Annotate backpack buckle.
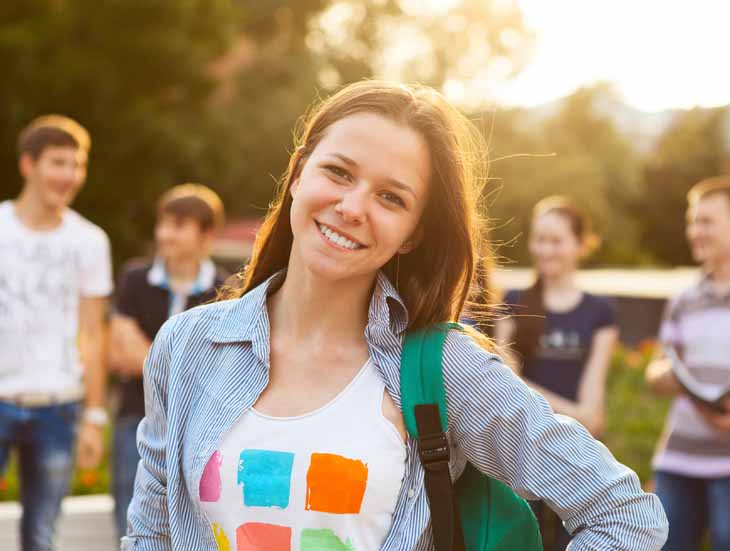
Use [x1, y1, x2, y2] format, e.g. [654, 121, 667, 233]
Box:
[418, 432, 451, 469]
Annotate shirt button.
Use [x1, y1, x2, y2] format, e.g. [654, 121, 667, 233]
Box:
[407, 488, 415, 498]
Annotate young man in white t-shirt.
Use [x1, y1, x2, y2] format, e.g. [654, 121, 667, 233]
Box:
[0, 115, 113, 551]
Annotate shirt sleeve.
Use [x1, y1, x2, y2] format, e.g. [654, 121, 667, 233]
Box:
[441, 329, 668, 551]
[123, 317, 175, 550]
[115, 263, 141, 319]
[658, 296, 682, 349]
[594, 295, 617, 330]
[79, 227, 113, 297]
[500, 289, 521, 317]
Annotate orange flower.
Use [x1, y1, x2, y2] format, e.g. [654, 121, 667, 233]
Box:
[80, 471, 99, 487]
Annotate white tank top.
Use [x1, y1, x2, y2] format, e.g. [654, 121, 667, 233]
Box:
[199, 359, 407, 551]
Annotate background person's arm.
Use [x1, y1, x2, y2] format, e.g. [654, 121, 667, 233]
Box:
[645, 348, 683, 396]
[571, 325, 618, 436]
[108, 314, 152, 377]
[77, 295, 108, 470]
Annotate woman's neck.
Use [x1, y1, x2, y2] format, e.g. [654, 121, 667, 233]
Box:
[540, 270, 578, 293]
[269, 263, 372, 345]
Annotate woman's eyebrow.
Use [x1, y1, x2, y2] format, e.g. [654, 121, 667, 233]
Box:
[328, 152, 416, 198]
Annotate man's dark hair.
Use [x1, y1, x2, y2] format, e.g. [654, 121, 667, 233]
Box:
[17, 114, 91, 160]
[157, 183, 225, 232]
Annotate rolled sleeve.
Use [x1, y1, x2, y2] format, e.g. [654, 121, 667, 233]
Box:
[123, 318, 176, 550]
[441, 329, 668, 551]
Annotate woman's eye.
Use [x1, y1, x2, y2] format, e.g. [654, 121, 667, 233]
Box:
[381, 191, 405, 208]
[325, 165, 351, 181]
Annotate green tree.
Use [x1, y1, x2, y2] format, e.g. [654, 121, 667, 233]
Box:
[0, 0, 534, 268]
[635, 107, 729, 266]
[486, 85, 647, 266]
[0, 0, 237, 265]
[212, 0, 535, 222]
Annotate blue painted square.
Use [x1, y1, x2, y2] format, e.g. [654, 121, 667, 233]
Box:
[237, 449, 294, 509]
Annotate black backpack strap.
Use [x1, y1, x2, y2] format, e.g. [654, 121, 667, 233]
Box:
[415, 403, 466, 551]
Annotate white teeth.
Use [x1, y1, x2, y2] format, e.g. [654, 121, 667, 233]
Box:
[318, 224, 360, 250]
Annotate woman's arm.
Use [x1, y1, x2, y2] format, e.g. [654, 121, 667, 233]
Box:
[442, 330, 668, 551]
[121, 319, 176, 550]
[108, 314, 153, 377]
[569, 325, 618, 435]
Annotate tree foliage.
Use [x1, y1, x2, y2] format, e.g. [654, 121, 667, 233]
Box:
[635, 108, 729, 265]
[485, 85, 647, 266]
[0, 0, 533, 268]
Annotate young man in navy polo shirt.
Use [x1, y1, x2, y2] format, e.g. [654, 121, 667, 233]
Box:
[108, 183, 228, 537]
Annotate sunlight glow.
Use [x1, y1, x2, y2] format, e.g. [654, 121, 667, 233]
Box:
[495, 0, 730, 111]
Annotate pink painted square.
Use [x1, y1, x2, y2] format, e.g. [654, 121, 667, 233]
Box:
[200, 450, 222, 502]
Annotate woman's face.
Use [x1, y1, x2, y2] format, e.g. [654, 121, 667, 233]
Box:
[528, 211, 583, 278]
[288, 112, 431, 285]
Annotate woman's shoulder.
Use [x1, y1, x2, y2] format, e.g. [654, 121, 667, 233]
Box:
[580, 291, 614, 312]
[159, 295, 258, 346]
[439, 326, 537, 418]
[579, 292, 617, 327]
[441, 326, 511, 378]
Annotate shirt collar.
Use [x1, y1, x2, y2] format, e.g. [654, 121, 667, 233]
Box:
[206, 269, 409, 344]
[147, 256, 217, 294]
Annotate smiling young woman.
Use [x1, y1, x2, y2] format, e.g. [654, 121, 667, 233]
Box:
[123, 81, 667, 551]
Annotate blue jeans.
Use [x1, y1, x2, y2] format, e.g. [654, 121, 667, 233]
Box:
[655, 470, 730, 551]
[112, 415, 142, 538]
[0, 400, 80, 551]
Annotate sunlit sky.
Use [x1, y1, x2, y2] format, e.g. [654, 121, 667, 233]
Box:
[491, 0, 730, 111]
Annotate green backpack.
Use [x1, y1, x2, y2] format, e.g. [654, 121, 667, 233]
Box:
[400, 322, 543, 551]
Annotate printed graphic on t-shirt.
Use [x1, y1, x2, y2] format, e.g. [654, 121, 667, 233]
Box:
[200, 449, 367, 551]
[0, 204, 112, 394]
[536, 329, 584, 361]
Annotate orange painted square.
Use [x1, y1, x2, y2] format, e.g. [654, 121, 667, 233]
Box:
[236, 522, 291, 551]
[305, 452, 368, 514]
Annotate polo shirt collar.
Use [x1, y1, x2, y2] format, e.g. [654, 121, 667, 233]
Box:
[147, 256, 217, 294]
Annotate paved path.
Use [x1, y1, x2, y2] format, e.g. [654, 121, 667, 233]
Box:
[0, 495, 118, 551]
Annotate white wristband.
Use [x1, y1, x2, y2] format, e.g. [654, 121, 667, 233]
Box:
[83, 407, 109, 427]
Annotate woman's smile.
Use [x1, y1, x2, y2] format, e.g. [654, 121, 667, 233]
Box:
[316, 220, 367, 251]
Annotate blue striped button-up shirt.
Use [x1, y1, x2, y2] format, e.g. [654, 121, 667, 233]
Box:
[122, 271, 668, 550]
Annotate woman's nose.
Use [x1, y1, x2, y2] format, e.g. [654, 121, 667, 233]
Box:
[335, 188, 367, 224]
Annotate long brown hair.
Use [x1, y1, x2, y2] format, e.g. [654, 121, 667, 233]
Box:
[220, 80, 493, 332]
[513, 195, 599, 362]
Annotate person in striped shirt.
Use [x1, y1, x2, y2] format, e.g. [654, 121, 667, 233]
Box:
[646, 175, 730, 551]
[123, 80, 667, 551]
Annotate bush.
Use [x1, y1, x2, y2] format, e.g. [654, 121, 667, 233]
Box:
[603, 340, 672, 485]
